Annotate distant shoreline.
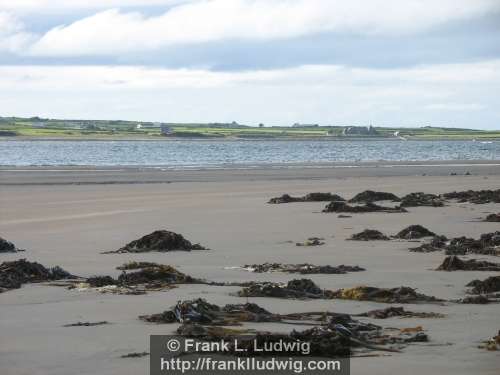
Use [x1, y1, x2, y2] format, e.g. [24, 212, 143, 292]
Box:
[2, 160, 499, 185]
[0, 136, 498, 142]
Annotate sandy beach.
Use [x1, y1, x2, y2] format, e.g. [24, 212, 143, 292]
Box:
[1, 162, 499, 375]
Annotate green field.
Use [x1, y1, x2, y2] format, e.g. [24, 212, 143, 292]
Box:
[0, 116, 499, 140]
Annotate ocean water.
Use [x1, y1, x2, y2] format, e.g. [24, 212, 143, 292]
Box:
[0, 140, 498, 167]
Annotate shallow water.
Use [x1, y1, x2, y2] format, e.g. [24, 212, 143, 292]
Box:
[0, 139, 498, 167]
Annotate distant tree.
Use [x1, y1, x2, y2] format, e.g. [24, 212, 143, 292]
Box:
[259, 123, 264, 128]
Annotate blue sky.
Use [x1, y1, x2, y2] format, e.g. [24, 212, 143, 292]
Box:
[0, 0, 499, 129]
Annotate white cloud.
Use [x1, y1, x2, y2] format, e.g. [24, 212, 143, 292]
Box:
[26, 0, 500, 56]
[0, 11, 35, 52]
[1, 60, 499, 91]
[425, 103, 485, 111]
[0, 60, 498, 128]
[0, 1, 193, 13]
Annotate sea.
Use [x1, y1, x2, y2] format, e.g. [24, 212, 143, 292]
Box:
[0, 139, 498, 167]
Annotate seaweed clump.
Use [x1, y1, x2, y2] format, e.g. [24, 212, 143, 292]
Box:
[409, 235, 448, 253]
[478, 331, 500, 351]
[349, 190, 400, 203]
[400, 192, 444, 207]
[0, 259, 75, 293]
[295, 237, 325, 246]
[268, 193, 345, 204]
[140, 298, 280, 325]
[484, 213, 500, 222]
[445, 232, 500, 256]
[322, 201, 407, 214]
[237, 279, 331, 300]
[394, 225, 436, 240]
[357, 306, 444, 319]
[436, 256, 500, 271]
[241, 262, 365, 274]
[103, 230, 207, 253]
[349, 229, 390, 241]
[0, 237, 24, 253]
[330, 286, 442, 304]
[82, 263, 197, 294]
[442, 189, 500, 204]
[466, 276, 500, 295]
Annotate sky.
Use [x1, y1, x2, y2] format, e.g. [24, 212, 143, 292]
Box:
[1, 0, 500, 129]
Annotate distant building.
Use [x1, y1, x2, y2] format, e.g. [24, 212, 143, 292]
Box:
[342, 125, 378, 136]
[160, 124, 172, 135]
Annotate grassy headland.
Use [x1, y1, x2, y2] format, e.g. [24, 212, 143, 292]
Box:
[0, 116, 498, 140]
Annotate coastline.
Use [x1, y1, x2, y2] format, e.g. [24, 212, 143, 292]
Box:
[1, 160, 500, 185]
[1, 136, 499, 141]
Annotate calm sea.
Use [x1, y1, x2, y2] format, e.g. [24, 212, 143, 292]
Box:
[0, 140, 498, 167]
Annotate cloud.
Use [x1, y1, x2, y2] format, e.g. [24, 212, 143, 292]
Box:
[0, 11, 35, 52]
[425, 103, 485, 111]
[1, 60, 499, 90]
[27, 0, 500, 56]
[0, 60, 498, 128]
[0, 1, 193, 13]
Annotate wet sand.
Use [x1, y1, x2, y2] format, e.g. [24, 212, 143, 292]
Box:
[1, 163, 499, 374]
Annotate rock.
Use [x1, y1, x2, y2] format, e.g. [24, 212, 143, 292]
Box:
[400, 192, 444, 207]
[466, 276, 500, 294]
[0, 237, 23, 253]
[322, 201, 407, 213]
[268, 193, 345, 204]
[349, 229, 390, 241]
[295, 237, 325, 246]
[104, 230, 207, 253]
[436, 256, 500, 271]
[358, 306, 444, 319]
[349, 190, 401, 203]
[442, 189, 500, 204]
[394, 225, 436, 239]
[484, 213, 500, 222]
[0, 259, 75, 293]
[330, 286, 442, 303]
[241, 262, 365, 274]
